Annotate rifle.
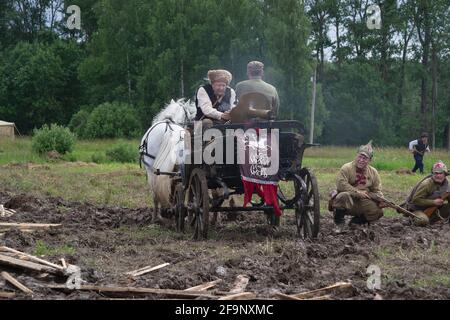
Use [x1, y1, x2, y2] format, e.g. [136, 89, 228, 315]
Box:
[368, 193, 421, 220]
[423, 191, 450, 218]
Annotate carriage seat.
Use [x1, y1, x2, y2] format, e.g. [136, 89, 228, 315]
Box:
[230, 92, 274, 123]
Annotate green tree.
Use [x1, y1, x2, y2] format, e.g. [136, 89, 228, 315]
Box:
[263, 0, 322, 130]
[84, 102, 141, 139]
[307, 0, 333, 79]
[321, 63, 397, 145]
[0, 41, 83, 133]
[79, 0, 155, 103]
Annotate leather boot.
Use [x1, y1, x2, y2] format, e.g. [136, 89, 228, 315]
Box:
[349, 215, 368, 226]
[333, 208, 346, 225]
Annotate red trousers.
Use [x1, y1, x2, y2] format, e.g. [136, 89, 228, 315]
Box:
[242, 180, 282, 217]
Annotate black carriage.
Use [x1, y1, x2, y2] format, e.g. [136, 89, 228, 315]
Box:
[165, 119, 320, 240]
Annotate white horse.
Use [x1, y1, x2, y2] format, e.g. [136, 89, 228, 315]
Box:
[139, 99, 196, 221]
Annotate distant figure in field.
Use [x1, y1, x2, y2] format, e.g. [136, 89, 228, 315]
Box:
[403, 161, 450, 226]
[329, 141, 387, 231]
[409, 132, 430, 174]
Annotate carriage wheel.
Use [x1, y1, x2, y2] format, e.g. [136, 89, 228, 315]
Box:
[173, 183, 186, 232]
[296, 169, 320, 239]
[187, 168, 209, 240]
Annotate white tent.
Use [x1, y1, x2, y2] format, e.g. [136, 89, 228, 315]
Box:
[0, 120, 16, 138]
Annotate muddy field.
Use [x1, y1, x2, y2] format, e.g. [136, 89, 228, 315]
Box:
[1, 188, 450, 300]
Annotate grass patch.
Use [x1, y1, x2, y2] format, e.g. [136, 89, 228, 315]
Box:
[0, 162, 149, 208]
[374, 247, 393, 260]
[34, 240, 76, 257]
[413, 274, 450, 289]
[115, 225, 184, 241]
[0, 137, 140, 165]
[1, 140, 449, 211]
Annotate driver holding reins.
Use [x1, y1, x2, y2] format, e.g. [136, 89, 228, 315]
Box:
[195, 69, 236, 130]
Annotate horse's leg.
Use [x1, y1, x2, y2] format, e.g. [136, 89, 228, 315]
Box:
[211, 188, 222, 226]
[153, 195, 164, 222]
[228, 196, 238, 221]
[152, 195, 157, 222]
[152, 195, 159, 222]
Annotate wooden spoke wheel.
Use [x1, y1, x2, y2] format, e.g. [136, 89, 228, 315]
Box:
[187, 168, 210, 240]
[295, 169, 320, 239]
[173, 183, 186, 233]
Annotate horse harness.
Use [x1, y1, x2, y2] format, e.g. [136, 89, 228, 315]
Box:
[139, 120, 178, 169]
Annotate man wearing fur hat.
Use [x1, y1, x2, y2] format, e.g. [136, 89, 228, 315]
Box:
[195, 69, 236, 126]
[331, 141, 386, 229]
[235, 61, 280, 118]
[404, 161, 450, 226]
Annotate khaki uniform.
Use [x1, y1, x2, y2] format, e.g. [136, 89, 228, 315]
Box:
[409, 178, 450, 226]
[235, 79, 280, 118]
[332, 161, 384, 222]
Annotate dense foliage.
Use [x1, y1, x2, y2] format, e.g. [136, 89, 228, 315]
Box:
[0, 0, 449, 148]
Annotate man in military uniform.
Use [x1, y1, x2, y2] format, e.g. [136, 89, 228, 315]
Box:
[405, 161, 450, 226]
[331, 141, 386, 229]
[235, 61, 280, 118]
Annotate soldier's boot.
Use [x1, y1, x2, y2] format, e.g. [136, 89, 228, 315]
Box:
[333, 208, 346, 226]
[333, 208, 347, 233]
[349, 215, 368, 226]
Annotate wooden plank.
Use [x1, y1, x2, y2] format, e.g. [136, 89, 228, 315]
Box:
[0, 246, 65, 271]
[275, 292, 332, 300]
[46, 284, 218, 299]
[308, 295, 332, 300]
[0, 223, 61, 229]
[184, 279, 222, 292]
[0, 229, 35, 233]
[274, 292, 303, 300]
[0, 254, 62, 275]
[126, 262, 170, 277]
[292, 282, 352, 299]
[229, 275, 250, 294]
[1, 271, 33, 295]
[218, 292, 256, 300]
[0, 291, 16, 299]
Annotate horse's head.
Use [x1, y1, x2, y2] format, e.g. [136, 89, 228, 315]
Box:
[167, 99, 196, 125]
[179, 99, 197, 123]
[152, 98, 196, 125]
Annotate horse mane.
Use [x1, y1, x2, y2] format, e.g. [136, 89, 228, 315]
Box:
[152, 98, 196, 125]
